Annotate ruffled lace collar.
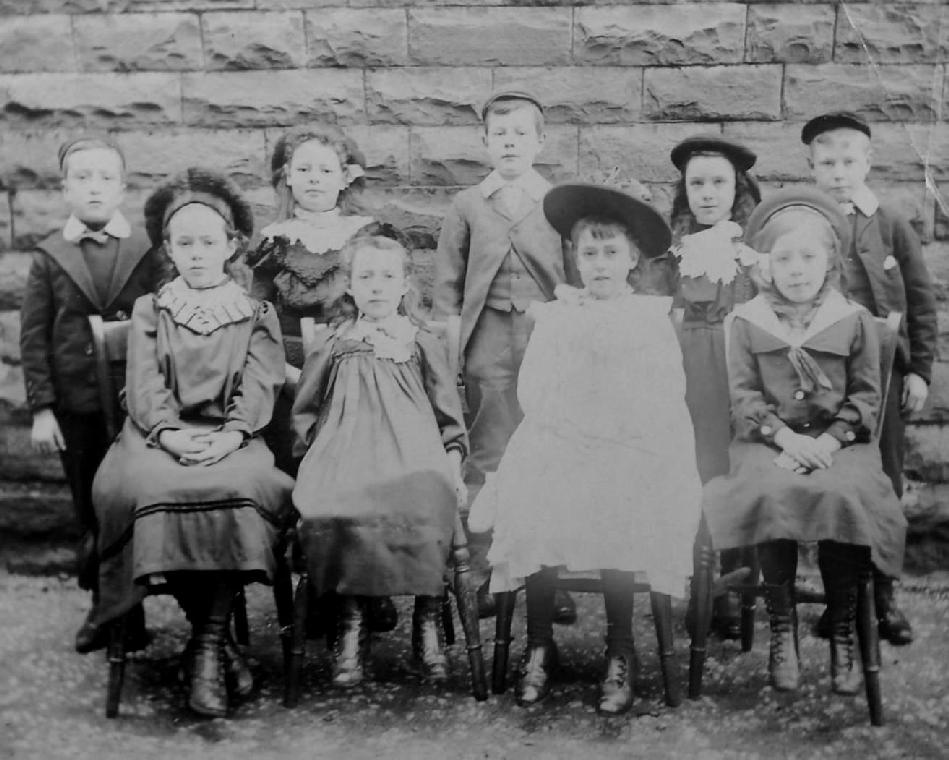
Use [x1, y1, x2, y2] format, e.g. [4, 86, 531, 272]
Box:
[344, 314, 418, 362]
[260, 209, 374, 254]
[673, 220, 763, 285]
[155, 277, 255, 335]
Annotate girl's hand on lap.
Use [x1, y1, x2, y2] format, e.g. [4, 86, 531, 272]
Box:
[774, 428, 833, 470]
[179, 430, 244, 466]
[159, 428, 208, 459]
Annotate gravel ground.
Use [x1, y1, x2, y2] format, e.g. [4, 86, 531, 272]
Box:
[1, 570, 947, 760]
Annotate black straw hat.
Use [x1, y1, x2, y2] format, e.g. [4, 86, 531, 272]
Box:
[670, 135, 757, 173]
[543, 183, 671, 259]
[480, 89, 545, 121]
[801, 111, 871, 145]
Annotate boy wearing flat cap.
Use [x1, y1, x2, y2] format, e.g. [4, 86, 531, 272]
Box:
[19, 135, 165, 653]
[434, 90, 579, 619]
[803, 110, 937, 646]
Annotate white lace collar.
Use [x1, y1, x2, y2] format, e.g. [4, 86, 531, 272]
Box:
[344, 314, 418, 362]
[673, 220, 762, 285]
[260, 210, 374, 254]
[155, 277, 255, 335]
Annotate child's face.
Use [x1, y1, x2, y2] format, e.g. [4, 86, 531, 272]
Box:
[61, 148, 125, 225]
[575, 229, 637, 300]
[769, 228, 830, 304]
[347, 246, 408, 321]
[166, 204, 235, 289]
[286, 139, 348, 213]
[808, 129, 871, 203]
[483, 106, 545, 181]
[684, 155, 736, 226]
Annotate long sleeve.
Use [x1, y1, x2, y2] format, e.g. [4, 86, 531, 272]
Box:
[417, 328, 468, 458]
[824, 310, 880, 445]
[125, 295, 183, 441]
[246, 237, 279, 304]
[19, 254, 57, 411]
[728, 317, 787, 443]
[222, 301, 285, 438]
[290, 330, 337, 456]
[433, 199, 470, 319]
[891, 213, 936, 383]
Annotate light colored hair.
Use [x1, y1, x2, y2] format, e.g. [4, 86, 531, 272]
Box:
[59, 137, 126, 179]
[569, 216, 642, 267]
[333, 235, 422, 324]
[483, 98, 545, 135]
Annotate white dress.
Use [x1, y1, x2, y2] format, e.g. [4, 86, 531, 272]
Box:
[468, 289, 702, 597]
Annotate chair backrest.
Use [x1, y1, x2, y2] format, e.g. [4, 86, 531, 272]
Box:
[88, 315, 133, 440]
[873, 311, 902, 440]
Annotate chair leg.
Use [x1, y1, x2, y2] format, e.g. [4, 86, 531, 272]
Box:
[273, 553, 295, 673]
[284, 572, 309, 708]
[740, 554, 760, 653]
[105, 615, 128, 718]
[451, 515, 488, 701]
[689, 537, 714, 700]
[857, 570, 884, 727]
[650, 591, 681, 707]
[233, 589, 250, 646]
[442, 587, 456, 647]
[492, 591, 517, 695]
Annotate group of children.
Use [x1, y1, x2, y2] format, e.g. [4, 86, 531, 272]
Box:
[20, 88, 935, 719]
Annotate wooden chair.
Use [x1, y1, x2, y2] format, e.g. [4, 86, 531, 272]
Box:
[283, 316, 488, 706]
[88, 315, 296, 718]
[689, 312, 902, 727]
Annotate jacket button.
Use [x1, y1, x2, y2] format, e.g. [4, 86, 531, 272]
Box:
[85, 344, 94, 356]
[760, 425, 772, 436]
[845, 431, 856, 442]
[793, 390, 805, 400]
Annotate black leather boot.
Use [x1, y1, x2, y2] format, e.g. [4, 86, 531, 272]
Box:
[515, 641, 557, 706]
[188, 615, 228, 718]
[875, 576, 913, 646]
[412, 596, 448, 681]
[223, 633, 254, 698]
[827, 585, 861, 696]
[598, 648, 635, 715]
[764, 583, 800, 692]
[332, 596, 370, 687]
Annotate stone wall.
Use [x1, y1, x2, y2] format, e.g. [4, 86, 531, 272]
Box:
[0, 1, 947, 567]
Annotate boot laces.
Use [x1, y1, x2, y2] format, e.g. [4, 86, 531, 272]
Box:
[604, 654, 629, 686]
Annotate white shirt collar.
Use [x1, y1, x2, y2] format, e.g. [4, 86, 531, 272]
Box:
[841, 185, 879, 217]
[479, 168, 549, 202]
[62, 210, 131, 243]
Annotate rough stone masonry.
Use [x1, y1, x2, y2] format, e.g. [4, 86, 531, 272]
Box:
[0, 1, 947, 567]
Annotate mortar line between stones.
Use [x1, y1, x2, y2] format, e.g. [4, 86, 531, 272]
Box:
[741, 2, 750, 65]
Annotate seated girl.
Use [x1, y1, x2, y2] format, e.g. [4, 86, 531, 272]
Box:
[292, 235, 467, 688]
[90, 169, 295, 718]
[468, 184, 702, 715]
[702, 188, 906, 695]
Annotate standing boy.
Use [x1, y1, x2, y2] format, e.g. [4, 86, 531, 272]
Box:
[20, 136, 165, 652]
[803, 111, 937, 645]
[433, 91, 579, 620]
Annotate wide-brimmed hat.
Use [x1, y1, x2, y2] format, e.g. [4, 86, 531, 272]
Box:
[144, 167, 254, 247]
[801, 111, 871, 145]
[480, 89, 545, 121]
[543, 183, 671, 259]
[744, 187, 850, 255]
[670, 134, 757, 173]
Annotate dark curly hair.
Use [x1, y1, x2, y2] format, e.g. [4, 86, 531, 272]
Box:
[669, 164, 761, 246]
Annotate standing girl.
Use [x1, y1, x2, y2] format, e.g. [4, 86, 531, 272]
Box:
[469, 184, 702, 715]
[661, 136, 762, 638]
[90, 169, 295, 717]
[292, 235, 468, 687]
[703, 188, 906, 694]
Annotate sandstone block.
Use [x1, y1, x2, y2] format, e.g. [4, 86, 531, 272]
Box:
[182, 69, 364, 127]
[409, 125, 577, 187]
[938, 311, 949, 363]
[923, 240, 949, 302]
[835, 4, 946, 64]
[1, 129, 87, 190]
[122, 0, 254, 11]
[0, 482, 74, 540]
[75, 13, 202, 73]
[745, 3, 835, 64]
[408, 8, 571, 66]
[574, 4, 745, 66]
[644, 65, 782, 121]
[493, 67, 641, 124]
[785, 64, 943, 122]
[0, 417, 65, 482]
[872, 182, 929, 237]
[721, 122, 811, 181]
[267, 0, 337, 8]
[905, 423, 949, 482]
[360, 186, 456, 250]
[117, 129, 267, 188]
[0, 72, 182, 127]
[580, 123, 716, 184]
[0, 196, 10, 250]
[0, 15, 73, 73]
[0, 0, 117, 12]
[0, 310, 20, 363]
[366, 68, 490, 126]
[306, 8, 408, 67]
[924, 361, 949, 421]
[0, 253, 31, 311]
[204, 11, 307, 71]
[0, 360, 24, 409]
[937, 184, 949, 242]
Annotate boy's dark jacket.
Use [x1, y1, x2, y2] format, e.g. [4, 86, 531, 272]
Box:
[850, 203, 936, 383]
[20, 229, 165, 414]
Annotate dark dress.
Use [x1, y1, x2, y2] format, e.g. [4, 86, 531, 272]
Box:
[90, 280, 295, 626]
[292, 319, 468, 598]
[702, 292, 906, 578]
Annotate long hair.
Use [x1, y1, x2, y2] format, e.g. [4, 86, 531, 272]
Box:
[269, 125, 367, 221]
[669, 164, 761, 246]
[331, 235, 424, 327]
